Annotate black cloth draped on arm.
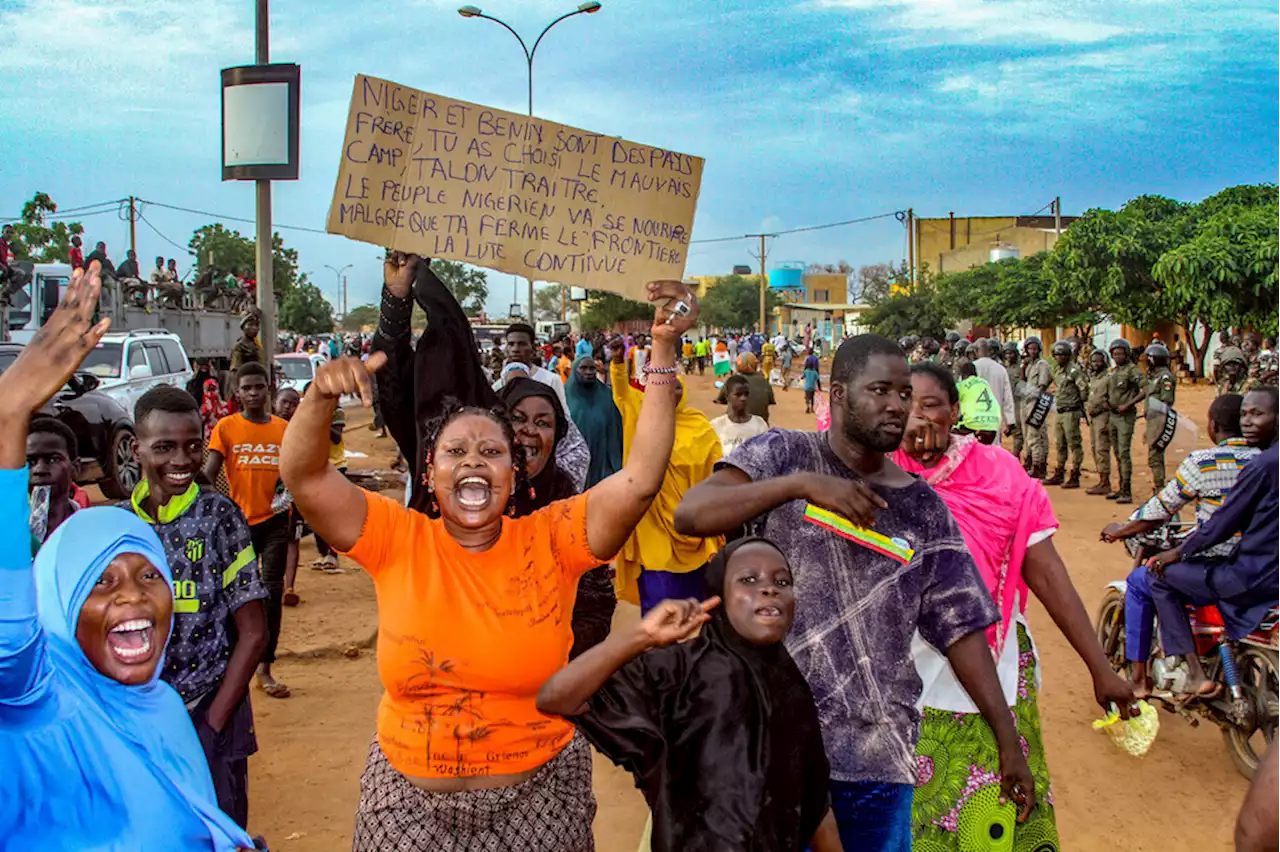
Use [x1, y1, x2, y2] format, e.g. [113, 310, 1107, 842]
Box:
[372, 261, 499, 513]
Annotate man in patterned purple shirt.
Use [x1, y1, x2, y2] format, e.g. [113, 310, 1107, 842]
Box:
[677, 334, 1033, 852]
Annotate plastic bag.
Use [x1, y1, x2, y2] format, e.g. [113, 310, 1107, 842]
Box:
[814, 391, 830, 432]
[1092, 699, 1159, 756]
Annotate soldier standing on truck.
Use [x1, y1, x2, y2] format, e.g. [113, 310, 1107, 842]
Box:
[230, 312, 264, 372]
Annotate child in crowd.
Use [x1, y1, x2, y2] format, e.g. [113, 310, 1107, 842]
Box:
[130, 386, 269, 828]
[274, 387, 305, 605]
[26, 417, 80, 547]
[203, 361, 292, 699]
[710, 374, 769, 456]
[802, 351, 823, 414]
[538, 537, 841, 852]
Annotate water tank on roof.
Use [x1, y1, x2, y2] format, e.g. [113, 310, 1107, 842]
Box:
[769, 261, 804, 290]
[990, 242, 1020, 263]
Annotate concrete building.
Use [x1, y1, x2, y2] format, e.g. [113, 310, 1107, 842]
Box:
[914, 214, 1077, 277]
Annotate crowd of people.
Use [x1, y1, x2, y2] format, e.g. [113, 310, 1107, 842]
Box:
[3, 258, 1277, 852]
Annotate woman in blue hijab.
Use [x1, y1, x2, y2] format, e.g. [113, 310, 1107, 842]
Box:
[0, 262, 254, 851]
[564, 354, 624, 488]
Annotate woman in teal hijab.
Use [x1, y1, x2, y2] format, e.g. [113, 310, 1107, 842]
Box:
[564, 354, 624, 487]
[0, 262, 254, 851]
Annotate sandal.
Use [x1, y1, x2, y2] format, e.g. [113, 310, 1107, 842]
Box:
[258, 679, 292, 699]
[283, 588, 301, 607]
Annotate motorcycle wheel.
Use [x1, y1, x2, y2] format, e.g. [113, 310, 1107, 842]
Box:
[1223, 645, 1279, 780]
[1095, 588, 1127, 674]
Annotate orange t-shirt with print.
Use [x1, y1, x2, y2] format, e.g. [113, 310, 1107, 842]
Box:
[207, 413, 288, 526]
[343, 489, 606, 779]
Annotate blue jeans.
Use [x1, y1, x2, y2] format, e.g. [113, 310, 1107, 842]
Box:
[636, 566, 707, 615]
[1125, 565, 1157, 662]
[828, 781, 913, 852]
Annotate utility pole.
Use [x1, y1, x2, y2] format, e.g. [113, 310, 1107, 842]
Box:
[127, 196, 137, 262]
[343, 275, 348, 317]
[748, 234, 769, 334]
[1054, 196, 1062, 239]
[906, 208, 915, 284]
[254, 0, 276, 365]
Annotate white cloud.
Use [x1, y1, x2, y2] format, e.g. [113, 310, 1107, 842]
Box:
[0, 0, 249, 118]
[813, 0, 1126, 46]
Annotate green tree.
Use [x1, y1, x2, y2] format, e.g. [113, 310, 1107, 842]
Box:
[700, 275, 781, 331]
[342, 304, 379, 331]
[861, 276, 952, 340]
[936, 252, 1098, 336]
[8, 192, 85, 263]
[279, 276, 334, 335]
[579, 289, 652, 330]
[534, 283, 567, 322]
[430, 259, 488, 314]
[188, 224, 300, 292]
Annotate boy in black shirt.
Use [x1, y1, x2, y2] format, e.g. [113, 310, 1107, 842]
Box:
[130, 386, 268, 827]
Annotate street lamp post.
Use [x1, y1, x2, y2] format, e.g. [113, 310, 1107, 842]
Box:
[324, 263, 352, 319]
[458, 1, 602, 324]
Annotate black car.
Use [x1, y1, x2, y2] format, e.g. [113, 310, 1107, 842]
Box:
[0, 344, 140, 499]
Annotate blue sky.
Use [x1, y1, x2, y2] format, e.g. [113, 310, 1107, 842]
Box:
[2, 0, 1276, 318]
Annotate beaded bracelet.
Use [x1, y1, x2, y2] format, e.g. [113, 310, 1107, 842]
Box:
[645, 375, 679, 387]
[642, 363, 678, 375]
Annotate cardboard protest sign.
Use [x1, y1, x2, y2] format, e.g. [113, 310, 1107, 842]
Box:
[326, 75, 705, 302]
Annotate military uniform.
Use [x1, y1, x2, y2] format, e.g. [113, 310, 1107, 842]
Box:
[1085, 367, 1112, 493]
[1144, 366, 1177, 490]
[1006, 360, 1024, 457]
[1049, 359, 1088, 484]
[1021, 357, 1053, 474]
[1108, 362, 1146, 501]
[1217, 373, 1250, 397]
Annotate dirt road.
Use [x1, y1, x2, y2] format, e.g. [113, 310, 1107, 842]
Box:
[248, 373, 1248, 851]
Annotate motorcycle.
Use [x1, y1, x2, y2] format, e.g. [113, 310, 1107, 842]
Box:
[1095, 522, 1279, 778]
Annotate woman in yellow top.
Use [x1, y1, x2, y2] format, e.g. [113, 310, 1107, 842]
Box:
[608, 340, 724, 614]
[281, 259, 701, 851]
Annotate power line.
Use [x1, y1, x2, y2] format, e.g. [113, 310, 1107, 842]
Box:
[689, 211, 900, 245]
[137, 211, 190, 253]
[138, 198, 329, 235]
[0, 199, 126, 223]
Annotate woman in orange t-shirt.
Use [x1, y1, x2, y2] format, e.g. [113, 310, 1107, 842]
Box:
[282, 272, 700, 850]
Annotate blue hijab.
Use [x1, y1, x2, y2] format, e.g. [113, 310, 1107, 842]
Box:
[0, 500, 252, 851]
[563, 355, 623, 488]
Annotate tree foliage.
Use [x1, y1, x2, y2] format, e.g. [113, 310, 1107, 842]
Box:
[534, 283, 567, 322]
[700, 275, 782, 331]
[7, 192, 85, 263]
[935, 252, 1098, 334]
[851, 263, 898, 303]
[861, 270, 951, 340]
[188, 224, 300, 292]
[342, 304, 379, 332]
[430, 259, 488, 314]
[579, 289, 652, 330]
[279, 276, 334, 335]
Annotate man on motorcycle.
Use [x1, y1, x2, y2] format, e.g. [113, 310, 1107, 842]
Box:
[1101, 394, 1260, 697]
[1145, 440, 1280, 698]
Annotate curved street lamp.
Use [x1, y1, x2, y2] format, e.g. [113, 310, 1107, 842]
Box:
[324, 263, 352, 316]
[458, 2, 602, 322]
[457, 2, 602, 118]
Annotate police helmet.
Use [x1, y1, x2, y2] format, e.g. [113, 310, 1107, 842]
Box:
[1108, 338, 1132, 353]
[1051, 341, 1072, 357]
[1023, 336, 1042, 352]
[1145, 343, 1169, 363]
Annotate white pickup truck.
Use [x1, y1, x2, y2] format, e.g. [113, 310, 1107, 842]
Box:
[77, 329, 197, 415]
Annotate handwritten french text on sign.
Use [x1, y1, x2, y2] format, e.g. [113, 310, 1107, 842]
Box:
[325, 75, 705, 301]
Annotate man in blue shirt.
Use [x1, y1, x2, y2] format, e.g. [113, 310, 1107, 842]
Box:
[1147, 436, 1279, 698]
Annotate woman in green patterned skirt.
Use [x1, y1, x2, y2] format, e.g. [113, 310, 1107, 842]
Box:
[892, 363, 1138, 851]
